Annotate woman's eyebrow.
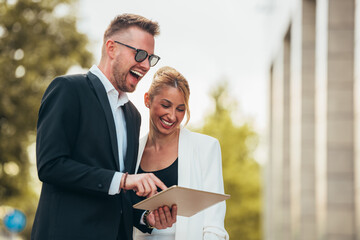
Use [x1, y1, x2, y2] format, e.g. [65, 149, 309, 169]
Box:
[161, 99, 185, 107]
[161, 99, 172, 104]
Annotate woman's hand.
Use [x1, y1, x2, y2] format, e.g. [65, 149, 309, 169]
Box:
[147, 205, 177, 229]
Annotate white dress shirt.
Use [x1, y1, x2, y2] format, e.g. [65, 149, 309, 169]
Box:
[90, 65, 128, 195]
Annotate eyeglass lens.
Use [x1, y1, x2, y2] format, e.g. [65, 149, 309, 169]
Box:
[149, 56, 159, 67]
[135, 50, 159, 67]
[135, 50, 148, 62]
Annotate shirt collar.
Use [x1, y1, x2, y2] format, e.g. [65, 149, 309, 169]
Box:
[90, 65, 129, 106]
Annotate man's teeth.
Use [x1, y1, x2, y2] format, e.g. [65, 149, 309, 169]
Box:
[161, 119, 174, 126]
[130, 70, 143, 77]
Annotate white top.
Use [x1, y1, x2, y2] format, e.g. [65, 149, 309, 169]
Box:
[135, 225, 176, 240]
[89, 65, 129, 195]
[133, 128, 229, 240]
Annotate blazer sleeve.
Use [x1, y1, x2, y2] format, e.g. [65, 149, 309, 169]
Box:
[131, 193, 153, 234]
[131, 135, 153, 233]
[36, 77, 115, 194]
[197, 136, 229, 240]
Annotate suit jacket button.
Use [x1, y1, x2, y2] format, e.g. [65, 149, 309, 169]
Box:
[98, 183, 103, 188]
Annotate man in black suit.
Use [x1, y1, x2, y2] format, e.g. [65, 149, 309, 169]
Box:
[31, 14, 176, 240]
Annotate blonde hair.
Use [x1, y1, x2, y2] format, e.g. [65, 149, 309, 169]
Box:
[148, 66, 190, 125]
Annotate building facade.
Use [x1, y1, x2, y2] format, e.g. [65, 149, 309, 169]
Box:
[265, 0, 360, 239]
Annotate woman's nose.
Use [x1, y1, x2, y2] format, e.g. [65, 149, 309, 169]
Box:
[167, 108, 176, 121]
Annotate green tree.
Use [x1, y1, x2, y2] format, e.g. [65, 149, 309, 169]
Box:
[0, 0, 93, 237]
[193, 81, 262, 240]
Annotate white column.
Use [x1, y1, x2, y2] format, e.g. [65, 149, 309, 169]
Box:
[300, 1, 317, 240]
[354, 0, 360, 239]
[316, 0, 356, 239]
[270, 43, 285, 240]
[268, 31, 292, 239]
[282, 30, 292, 240]
[265, 65, 275, 240]
[290, 0, 317, 240]
[290, 1, 302, 240]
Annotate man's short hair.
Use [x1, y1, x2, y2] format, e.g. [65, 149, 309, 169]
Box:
[103, 13, 160, 42]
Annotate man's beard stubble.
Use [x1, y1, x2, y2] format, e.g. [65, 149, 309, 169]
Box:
[112, 62, 136, 93]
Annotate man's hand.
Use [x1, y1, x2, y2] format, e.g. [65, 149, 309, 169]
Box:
[147, 205, 177, 229]
[124, 173, 167, 198]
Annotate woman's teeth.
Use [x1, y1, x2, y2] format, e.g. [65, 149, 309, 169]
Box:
[161, 119, 173, 126]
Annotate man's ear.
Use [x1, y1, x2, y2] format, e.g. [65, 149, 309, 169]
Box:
[105, 39, 117, 59]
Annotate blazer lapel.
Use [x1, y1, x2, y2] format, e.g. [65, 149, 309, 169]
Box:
[178, 127, 192, 187]
[176, 127, 192, 240]
[87, 72, 120, 171]
[135, 134, 148, 173]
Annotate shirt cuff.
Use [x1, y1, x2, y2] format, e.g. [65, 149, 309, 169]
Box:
[108, 172, 123, 195]
[140, 211, 146, 225]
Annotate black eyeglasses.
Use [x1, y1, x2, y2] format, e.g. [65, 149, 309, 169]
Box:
[114, 40, 160, 67]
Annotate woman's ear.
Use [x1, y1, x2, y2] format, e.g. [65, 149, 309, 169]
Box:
[144, 92, 150, 108]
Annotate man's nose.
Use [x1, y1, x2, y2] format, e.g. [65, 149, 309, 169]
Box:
[139, 57, 151, 70]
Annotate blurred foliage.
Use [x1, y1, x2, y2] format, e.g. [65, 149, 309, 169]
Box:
[0, 0, 93, 238]
[192, 81, 262, 240]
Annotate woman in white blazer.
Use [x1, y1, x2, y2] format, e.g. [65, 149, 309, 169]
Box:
[133, 66, 229, 240]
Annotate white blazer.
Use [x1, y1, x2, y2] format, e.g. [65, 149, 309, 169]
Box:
[133, 128, 229, 240]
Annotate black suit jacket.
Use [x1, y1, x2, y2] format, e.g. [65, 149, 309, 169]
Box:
[31, 72, 141, 240]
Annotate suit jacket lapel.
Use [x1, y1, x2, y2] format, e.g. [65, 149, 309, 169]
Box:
[87, 72, 120, 171]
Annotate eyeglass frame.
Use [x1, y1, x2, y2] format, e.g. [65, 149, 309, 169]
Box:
[113, 40, 160, 67]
